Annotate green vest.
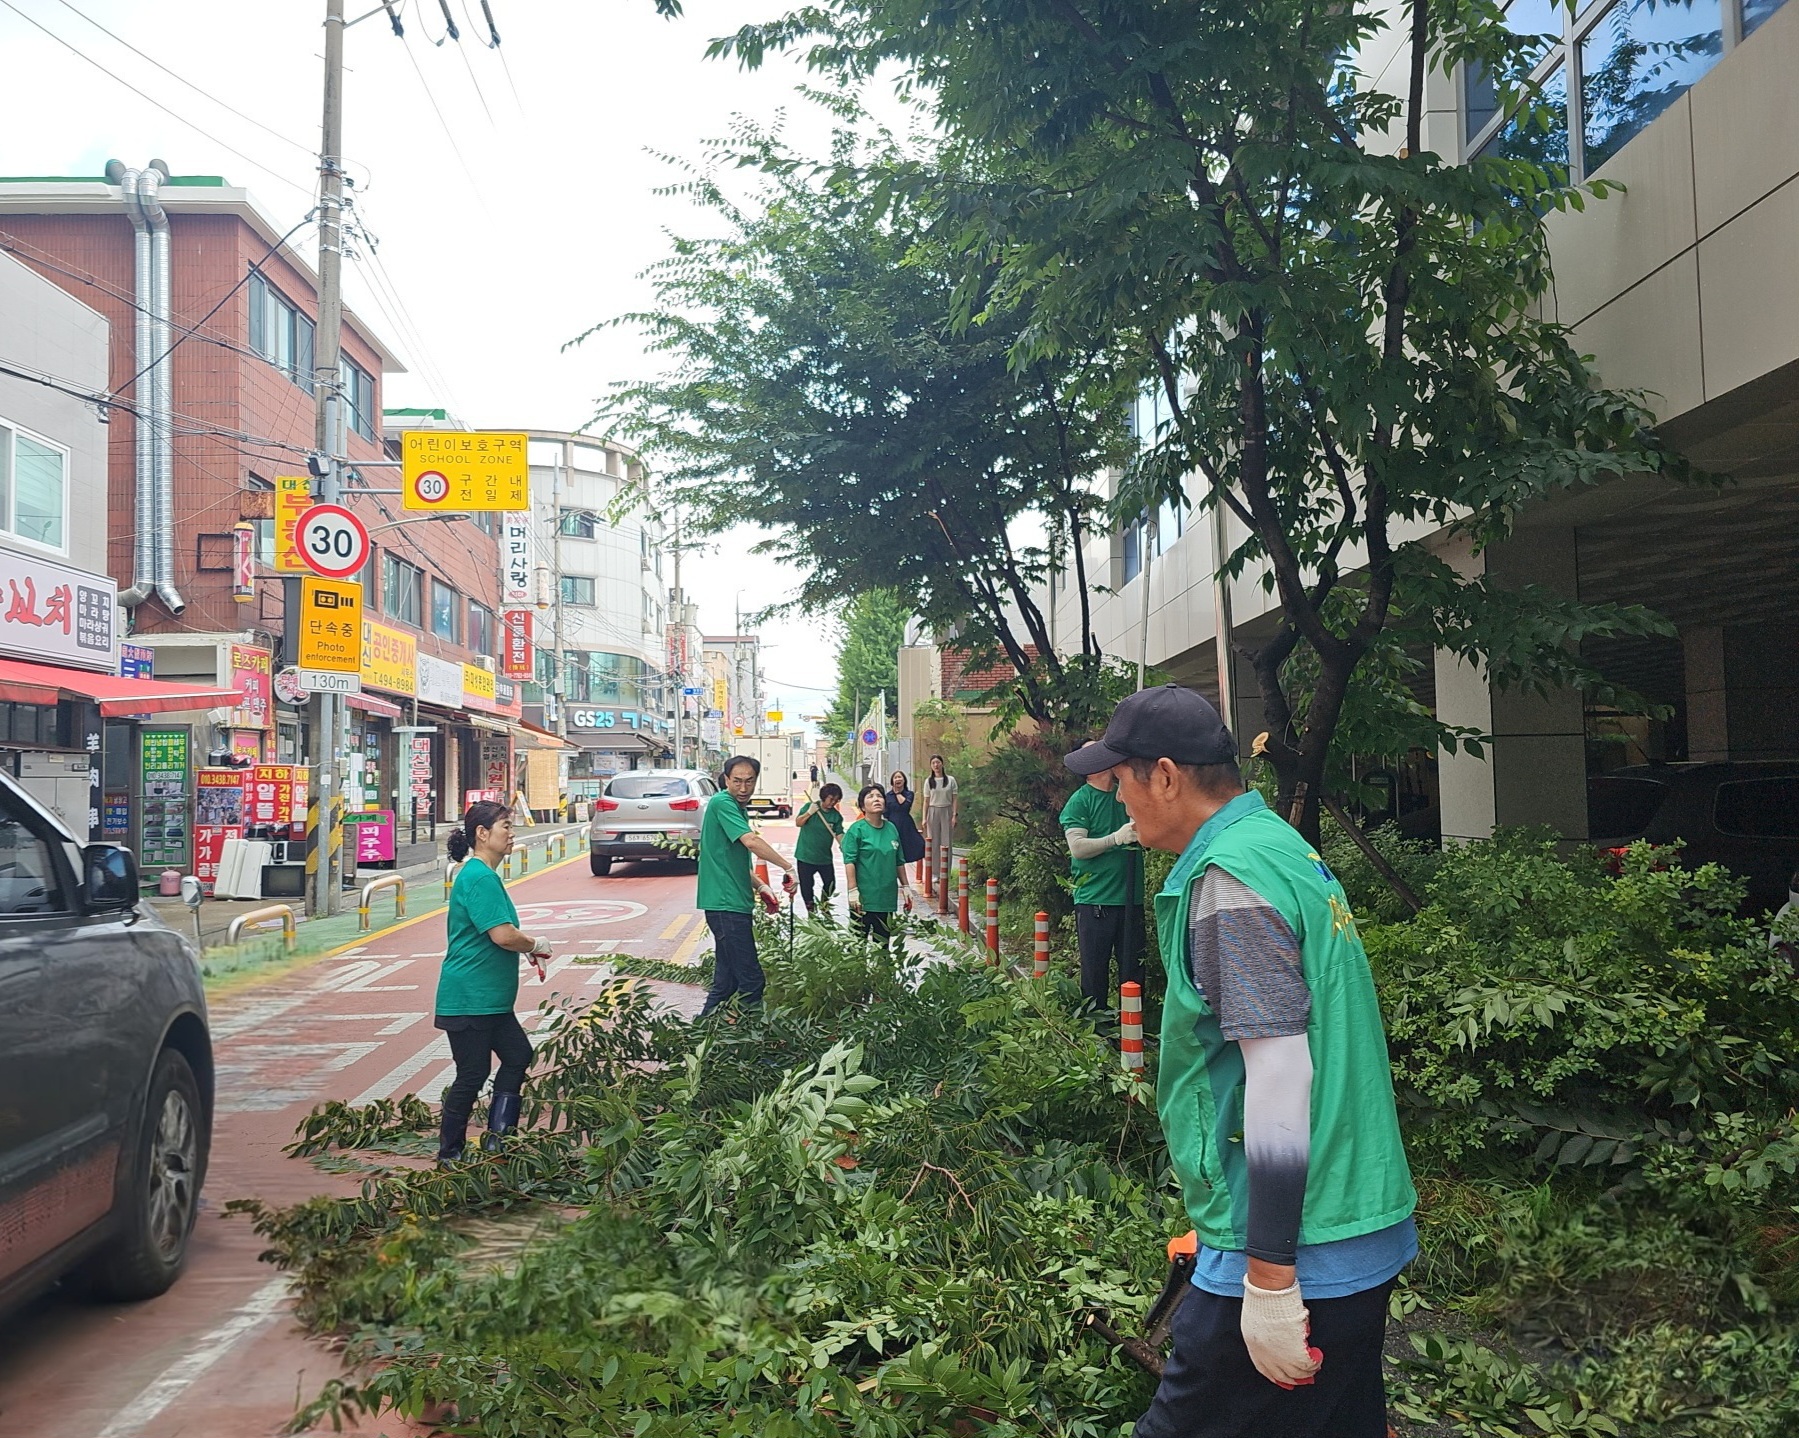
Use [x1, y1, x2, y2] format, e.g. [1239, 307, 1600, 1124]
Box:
[1154, 792, 1415, 1251]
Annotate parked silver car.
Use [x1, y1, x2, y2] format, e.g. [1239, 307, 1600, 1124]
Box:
[589, 769, 718, 876]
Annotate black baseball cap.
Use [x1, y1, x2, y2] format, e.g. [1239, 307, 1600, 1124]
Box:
[1064, 684, 1238, 774]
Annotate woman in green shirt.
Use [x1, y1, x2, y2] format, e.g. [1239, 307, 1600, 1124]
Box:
[793, 782, 845, 917]
[435, 800, 553, 1164]
[841, 783, 915, 948]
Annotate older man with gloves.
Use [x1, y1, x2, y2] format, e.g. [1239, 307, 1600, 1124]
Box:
[1066, 685, 1416, 1438]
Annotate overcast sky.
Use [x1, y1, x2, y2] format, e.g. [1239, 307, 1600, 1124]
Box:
[0, 0, 861, 724]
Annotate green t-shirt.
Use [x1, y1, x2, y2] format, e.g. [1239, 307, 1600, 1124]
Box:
[839, 818, 903, 913]
[696, 788, 754, 913]
[793, 800, 844, 865]
[437, 856, 521, 1016]
[1058, 782, 1143, 907]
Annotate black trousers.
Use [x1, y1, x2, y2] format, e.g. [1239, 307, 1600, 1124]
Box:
[853, 909, 894, 947]
[797, 860, 836, 911]
[701, 909, 764, 1015]
[436, 1010, 533, 1127]
[1133, 1279, 1395, 1438]
[1075, 902, 1144, 1008]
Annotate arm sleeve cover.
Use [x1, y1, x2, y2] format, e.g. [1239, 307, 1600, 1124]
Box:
[1065, 828, 1117, 860]
[1239, 1032, 1313, 1265]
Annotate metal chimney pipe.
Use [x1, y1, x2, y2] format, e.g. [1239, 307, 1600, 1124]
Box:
[138, 162, 184, 613]
[105, 159, 155, 608]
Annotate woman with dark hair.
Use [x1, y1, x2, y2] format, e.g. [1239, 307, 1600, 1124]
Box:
[884, 769, 926, 876]
[923, 754, 958, 871]
[435, 801, 551, 1163]
[841, 783, 915, 948]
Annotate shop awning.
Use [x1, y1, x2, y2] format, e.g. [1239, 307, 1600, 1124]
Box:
[346, 692, 404, 719]
[516, 719, 572, 750]
[566, 729, 671, 756]
[467, 715, 513, 735]
[0, 658, 240, 717]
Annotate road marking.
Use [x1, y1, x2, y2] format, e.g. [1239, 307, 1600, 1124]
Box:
[672, 921, 707, 966]
[95, 1278, 291, 1438]
[659, 912, 693, 941]
[336, 958, 419, 993]
[316, 1011, 427, 1035]
[352, 1035, 449, 1105]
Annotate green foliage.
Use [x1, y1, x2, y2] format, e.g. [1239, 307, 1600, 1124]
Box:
[825, 590, 910, 746]
[1320, 815, 1444, 926]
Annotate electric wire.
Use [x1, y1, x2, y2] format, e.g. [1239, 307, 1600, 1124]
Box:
[47, 0, 316, 159]
[396, 26, 488, 198]
[0, 0, 314, 201]
[450, 14, 496, 126]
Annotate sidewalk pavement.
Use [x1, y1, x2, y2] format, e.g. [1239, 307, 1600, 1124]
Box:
[145, 821, 590, 953]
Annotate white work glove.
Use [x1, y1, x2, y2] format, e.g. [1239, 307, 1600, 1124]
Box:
[901, 888, 914, 914]
[1112, 820, 1138, 848]
[530, 936, 553, 958]
[1240, 1279, 1320, 1387]
[847, 886, 862, 913]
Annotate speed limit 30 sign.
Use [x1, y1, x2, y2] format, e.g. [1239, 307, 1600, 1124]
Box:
[294, 503, 370, 580]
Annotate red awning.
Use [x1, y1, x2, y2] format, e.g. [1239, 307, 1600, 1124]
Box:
[0, 658, 240, 717]
[346, 692, 404, 720]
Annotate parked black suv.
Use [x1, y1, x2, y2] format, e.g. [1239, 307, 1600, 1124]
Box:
[1587, 762, 1799, 913]
[0, 770, 212, 1310]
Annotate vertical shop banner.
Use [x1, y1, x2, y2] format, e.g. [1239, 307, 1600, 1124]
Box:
[232, 522, 256, 602]
[274, 475, 313, 573]
[500, 609, 533, 677]
[139, 728, 190, 870]
[408, 735, 433, 811]
[501, 513, 532, 604]
[119, 642, 154, 678]
[195, 768, 248, 891]
[345, 810, 395, 866]
[229, 645, 273, 731]
[481, 737, 510, 796]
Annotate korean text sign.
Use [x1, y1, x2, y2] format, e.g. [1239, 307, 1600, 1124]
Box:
[502, 513, 532, 603]
[0, 548, 116, 671]
[500, 609, 533, 677]
[401, 431, 529, 512]
[298, 578, 363, 671]
[274, 475, 313, 573]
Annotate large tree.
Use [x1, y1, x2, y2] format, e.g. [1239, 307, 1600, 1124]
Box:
[714, 0, 1690, 837]
[597, 128, 1138, 729]
[823, 588, 910, 744]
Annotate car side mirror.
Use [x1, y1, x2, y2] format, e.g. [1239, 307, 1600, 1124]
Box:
[83, 843, 139, 913]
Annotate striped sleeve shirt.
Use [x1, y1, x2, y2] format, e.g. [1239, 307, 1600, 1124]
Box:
[1185, 866, 1309, 1039]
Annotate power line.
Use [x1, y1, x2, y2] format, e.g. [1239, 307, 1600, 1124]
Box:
[47, 0, 316, 159]
[396, 26, 487, 199]
[0, 0, 313, 201]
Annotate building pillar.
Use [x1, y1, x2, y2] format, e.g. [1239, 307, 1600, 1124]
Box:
[1433, 529, 1590, 844]
[1684, 623, 1799, 762]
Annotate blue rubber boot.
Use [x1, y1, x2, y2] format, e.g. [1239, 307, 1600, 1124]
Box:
[480, 1091, 521, 1154]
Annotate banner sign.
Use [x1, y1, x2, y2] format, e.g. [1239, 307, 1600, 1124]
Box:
[417, 653, 463, 708]
[273, 475, 313, 573]
[139, 728, 189, 870]
[462, 663, 497, 705]
[119, 642, 153, 679]
[401, 431, 529, 511]
[360, 620, 417, 696]
[500, 609, 533, 677]
[0, 548, 116, 672]
[502, 513, 532, 603]
[228, 645, 272, 731]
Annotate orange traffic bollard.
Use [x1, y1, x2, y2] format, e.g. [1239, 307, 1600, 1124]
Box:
[1033, 911, 1049, 978]
[938, 849, 951, 913]
[957, 857, 970, 934]
[984, 876, 1000, 962]
[923, 836, 934, 897]
[1120, 981, 1145, 1073]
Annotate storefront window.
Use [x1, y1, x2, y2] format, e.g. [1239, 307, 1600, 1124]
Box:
[1580, 0, 1723, 174]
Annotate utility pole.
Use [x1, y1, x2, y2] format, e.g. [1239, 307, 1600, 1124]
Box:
[552, 442, 568, 737]
[669, 513, 683, 769]
[307, 0, 347, 919]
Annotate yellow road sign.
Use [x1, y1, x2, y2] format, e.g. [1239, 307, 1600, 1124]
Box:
[297, 577, 363, 672]
[401, 431, 529, 511]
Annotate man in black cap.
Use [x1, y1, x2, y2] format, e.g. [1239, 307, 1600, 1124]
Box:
[1066, 685, 1416, 1438]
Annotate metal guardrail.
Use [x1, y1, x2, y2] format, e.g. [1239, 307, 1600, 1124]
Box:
[358, 873, 406, 932]
[227, 903, 297, 951]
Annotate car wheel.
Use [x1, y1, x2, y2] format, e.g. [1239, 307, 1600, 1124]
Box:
[89, 1048, 205, 1302]
[590, 855, 613, 877]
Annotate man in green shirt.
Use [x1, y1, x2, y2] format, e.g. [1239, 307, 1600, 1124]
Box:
[793, 782, 845, 917]
[1066, 685, 1415, 1437]
[1059, 743, 1144, 1009]
[697, 755, 798, 1016]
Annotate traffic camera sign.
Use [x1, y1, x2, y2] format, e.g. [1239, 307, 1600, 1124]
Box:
[401, 431, 529, 511]
[294, 503, 370, 580]
[296, 577, 363, 671]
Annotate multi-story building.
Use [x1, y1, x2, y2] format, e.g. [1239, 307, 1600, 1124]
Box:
[0, 168, 518, 876]
[1036, 0, 1799, 855]
[482, 428, 675, 800]
[702, 634, 763, 745]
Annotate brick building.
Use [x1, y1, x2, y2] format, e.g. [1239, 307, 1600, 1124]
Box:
[0, 169, 516, 872]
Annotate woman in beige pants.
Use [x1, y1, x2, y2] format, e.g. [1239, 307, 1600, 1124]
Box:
[922, 755, 958, 870]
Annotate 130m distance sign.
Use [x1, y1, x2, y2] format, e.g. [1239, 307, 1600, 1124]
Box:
[294, 503, 370, 580]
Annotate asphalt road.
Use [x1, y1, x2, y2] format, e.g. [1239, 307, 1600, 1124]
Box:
[0, 825, 798, 1438]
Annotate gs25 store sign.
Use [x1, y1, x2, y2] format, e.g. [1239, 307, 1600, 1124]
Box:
[568, 708, 646, 732]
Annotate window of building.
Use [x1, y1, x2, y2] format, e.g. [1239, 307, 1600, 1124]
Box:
[338, 357, 376, 442]
[383, 553, 422, 627]
[559, 510, 597, 539]
[560, 575, 596, 606]
[1580, 0, 1723, 173]
[468, 601, 495, 657]
[430, 579, 461, 642]
[471, 511, 495, 536]
[248, 272, 315, 391]
[1465, 0, 1749, 178]
[0, 418, 67, 550]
